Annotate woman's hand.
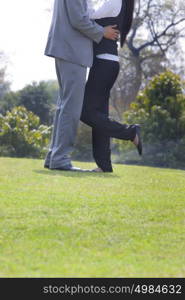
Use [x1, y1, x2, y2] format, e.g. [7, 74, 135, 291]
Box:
[103, 25, 120, 41]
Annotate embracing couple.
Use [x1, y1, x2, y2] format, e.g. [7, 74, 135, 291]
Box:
[44, 0, 142, 173]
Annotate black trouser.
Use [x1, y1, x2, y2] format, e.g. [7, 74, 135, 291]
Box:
[81, 58, 136, 172]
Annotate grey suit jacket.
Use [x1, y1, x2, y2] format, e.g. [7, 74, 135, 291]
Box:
[45, 0, 104, 67]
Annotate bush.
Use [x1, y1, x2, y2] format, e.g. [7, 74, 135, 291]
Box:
[115, 71, 185, 168]
[0, 106, 51, 158]
[0, 81, 56, 125]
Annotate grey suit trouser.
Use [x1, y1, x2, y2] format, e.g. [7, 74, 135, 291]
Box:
[45, 58, 87, 168]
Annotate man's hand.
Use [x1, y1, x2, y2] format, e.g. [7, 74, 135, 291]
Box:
[103, 25, 120, 41]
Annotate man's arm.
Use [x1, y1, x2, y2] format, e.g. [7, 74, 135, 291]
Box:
[65, 0, 104, 43]
[65, 0, 119, 43]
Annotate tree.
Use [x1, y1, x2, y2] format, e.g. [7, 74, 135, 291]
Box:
[0, 51, 10, 100]
[18, 81, 53, 125]
[111, 0, 185, 116]
[0, 80, 58, 125]
[0, 91, 20, 114]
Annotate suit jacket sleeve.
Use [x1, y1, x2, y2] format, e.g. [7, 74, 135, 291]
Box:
[65, 0, 104, 43]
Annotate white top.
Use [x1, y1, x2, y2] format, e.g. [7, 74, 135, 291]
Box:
[87, 0, 123, 61]
[88, 0, 122, 20]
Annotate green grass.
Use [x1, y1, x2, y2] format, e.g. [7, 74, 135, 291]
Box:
[0, 157, 185, 277]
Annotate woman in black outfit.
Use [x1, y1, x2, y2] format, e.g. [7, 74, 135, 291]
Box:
[81, 0, 142, 172]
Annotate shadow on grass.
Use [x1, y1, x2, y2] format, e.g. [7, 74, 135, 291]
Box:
[115, 160, 185, 172]
[33, 169, 120, 178]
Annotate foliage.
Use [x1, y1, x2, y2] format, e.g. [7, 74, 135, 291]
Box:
[115, 70, 185, 168]
[16, 82, 53, 125]
[0, 106, 51, 158]
[0, 81, 58, 125]
[0, 91, 20, 113]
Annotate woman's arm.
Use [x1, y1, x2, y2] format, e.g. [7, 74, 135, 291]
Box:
[89, 0, 122, 20]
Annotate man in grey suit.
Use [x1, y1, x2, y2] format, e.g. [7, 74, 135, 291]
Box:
[44, 0, 119, 171]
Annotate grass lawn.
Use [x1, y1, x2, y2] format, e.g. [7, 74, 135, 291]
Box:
[0, 157, 184, 277]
